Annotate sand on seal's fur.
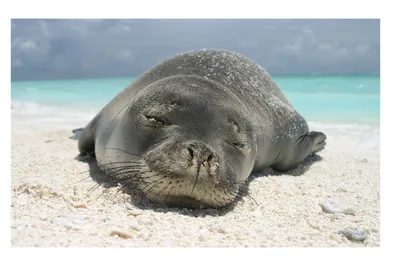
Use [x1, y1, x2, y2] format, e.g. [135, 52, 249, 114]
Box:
[11, 117, 380, 247]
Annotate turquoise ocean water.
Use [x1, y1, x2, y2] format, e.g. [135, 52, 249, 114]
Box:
[11, 75, 380, 126]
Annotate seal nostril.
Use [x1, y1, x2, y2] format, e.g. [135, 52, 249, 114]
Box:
[207, 154, 213, 163]
[188, 147, 194, 160]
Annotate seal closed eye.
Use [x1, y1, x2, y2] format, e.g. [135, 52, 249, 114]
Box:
[77, 49, 327, 208]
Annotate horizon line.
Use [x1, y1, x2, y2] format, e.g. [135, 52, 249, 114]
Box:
[11, 73, 380, 83]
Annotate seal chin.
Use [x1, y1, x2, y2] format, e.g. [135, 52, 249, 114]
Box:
[136, 169, 239, 208]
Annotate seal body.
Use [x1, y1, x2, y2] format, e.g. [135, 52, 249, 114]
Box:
[78, 49, 326, 208]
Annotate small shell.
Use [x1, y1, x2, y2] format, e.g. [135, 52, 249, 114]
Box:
[52, 215, 86, 230]
[128, 210, 144, 217]
[339, 229, 368, 242]
[319, 199, 356, 215]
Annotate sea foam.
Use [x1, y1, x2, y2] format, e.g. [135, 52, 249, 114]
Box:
[11, 100, 97, 126]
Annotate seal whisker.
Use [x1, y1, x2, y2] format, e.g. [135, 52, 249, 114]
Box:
[189, 164, 201, 196]
[235, 186, 258, 206]
[103, 147, 145, 159]
[113, 180, 132, 196]
[99, 165, 144, 173]
[100, 162, 147, 175]
[87, 183, 103, 194]
[136, 172, 165, 182]
[139, 178, 162, 195]
[103, 168, 143, 175]
[104, 168, 141, 178]
[69, 161, 144, 179]
[153, 182, 173, 203]
[69, 175, 93, 185]
[97, 164, 145, 174]
[143, 178, 165, 200]
[164, 184, 177, 202]
[97, 161, 145, 168]
[94, 188, 112, 201]
[77, 169, 96, 175]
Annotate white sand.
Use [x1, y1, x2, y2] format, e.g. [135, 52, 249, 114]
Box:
[11, 116, 380, 247]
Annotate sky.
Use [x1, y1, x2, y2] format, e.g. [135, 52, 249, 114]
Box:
[11, 19, 380, 81]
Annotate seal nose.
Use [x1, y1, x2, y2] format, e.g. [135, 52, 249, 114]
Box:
[187, 143, 214, 163]
[186, 142, 219, 173]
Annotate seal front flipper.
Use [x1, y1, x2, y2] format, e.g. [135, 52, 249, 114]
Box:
[77, 117, 98, 157]
[70, 127, 85, 140]
[308, 131, 327, 155]
[271, 131, 327, 172]
[72, 127, 85, 134]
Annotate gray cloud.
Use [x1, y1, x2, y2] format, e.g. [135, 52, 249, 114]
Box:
[11, 19, 380, 81]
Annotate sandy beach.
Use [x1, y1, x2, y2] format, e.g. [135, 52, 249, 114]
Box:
[11, 116, 380, 247]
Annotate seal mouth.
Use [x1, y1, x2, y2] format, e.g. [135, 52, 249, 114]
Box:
[100, 159, 241, 208]
[138, 173, 239, 208]
[137, 167, 240, 208]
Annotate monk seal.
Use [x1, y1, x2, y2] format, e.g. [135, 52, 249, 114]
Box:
[77, 49, 326, 208]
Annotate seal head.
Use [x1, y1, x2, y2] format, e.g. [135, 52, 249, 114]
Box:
[97, 75, 256, 208]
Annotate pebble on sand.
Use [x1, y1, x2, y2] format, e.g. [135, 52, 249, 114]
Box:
[52, 215, 86, 230]
[71, 202, 87, 209]
[339, 229, 368, 242]
[319, 199, 356, 215]
[128, 210, 144, 217]
[110, 229, 133, 239]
